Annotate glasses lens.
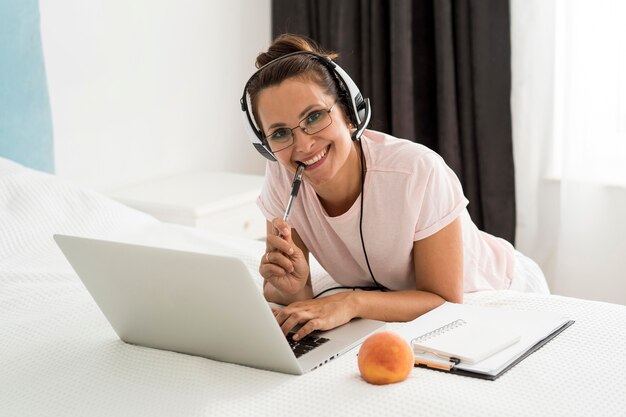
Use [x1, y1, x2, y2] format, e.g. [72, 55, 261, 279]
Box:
[301, 110, 332, 135]
[267, 129, 294, 152]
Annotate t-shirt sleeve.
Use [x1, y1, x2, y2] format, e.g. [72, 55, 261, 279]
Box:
[413, 152, 469, 241]
[256, 161, 288, 222]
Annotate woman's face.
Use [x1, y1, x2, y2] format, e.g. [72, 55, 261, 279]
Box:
[256, 78, 354, 189]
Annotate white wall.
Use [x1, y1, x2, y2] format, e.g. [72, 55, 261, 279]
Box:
[510, 0, 558, 286]
[511, 0, 626, 305]
[40, 0, 269, 192]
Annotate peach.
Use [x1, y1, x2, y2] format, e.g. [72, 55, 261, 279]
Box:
[358, 331, 414, 385]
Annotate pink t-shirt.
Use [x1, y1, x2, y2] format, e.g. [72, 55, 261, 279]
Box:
[257, 130, 514, 292]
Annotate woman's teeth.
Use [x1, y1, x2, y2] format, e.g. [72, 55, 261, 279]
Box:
[302, 146, 328, 166]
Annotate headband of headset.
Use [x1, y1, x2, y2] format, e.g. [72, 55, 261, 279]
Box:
[240, 51, 371, 161]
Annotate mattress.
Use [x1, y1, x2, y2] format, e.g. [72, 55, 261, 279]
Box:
[1, 157, 625, 417]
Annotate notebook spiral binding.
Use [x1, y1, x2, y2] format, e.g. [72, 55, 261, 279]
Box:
[411, 319, 467, 344]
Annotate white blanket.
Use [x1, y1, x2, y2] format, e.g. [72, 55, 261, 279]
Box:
[1, 157, 625, 417]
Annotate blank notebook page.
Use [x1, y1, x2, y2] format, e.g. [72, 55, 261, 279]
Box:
[412, 320, 521, 364]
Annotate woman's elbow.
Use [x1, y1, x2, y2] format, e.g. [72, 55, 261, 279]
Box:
[437, 287, 463, 304]
[446, 292, 464, 304]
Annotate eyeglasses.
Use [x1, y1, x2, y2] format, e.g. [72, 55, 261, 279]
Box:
[264, 103, 337, 153]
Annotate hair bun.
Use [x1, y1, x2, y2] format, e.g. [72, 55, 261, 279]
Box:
[255, 33, 338, 68]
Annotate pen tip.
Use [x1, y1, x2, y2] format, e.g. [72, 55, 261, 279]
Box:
[296, 162, 305, 177]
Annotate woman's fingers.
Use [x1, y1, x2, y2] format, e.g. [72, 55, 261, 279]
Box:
[260, 258, 305, 295]
[274, 307, 315, 337]
[266, 234, 294, 257]
[260, 231, 296, 279]
[274, 302, 325, 339]
[271, 218, 292, 240]
[292, 319, 324, 341]
[264, 250, 294, 274]
[280, 312, 309, 336]
[261, 262, 288, 280]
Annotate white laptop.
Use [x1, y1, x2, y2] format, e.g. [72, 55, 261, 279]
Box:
[54, 234, 385, 375]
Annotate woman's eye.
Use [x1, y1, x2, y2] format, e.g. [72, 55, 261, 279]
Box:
[306, 111, 323, 124]
[269, 128, 291, 141]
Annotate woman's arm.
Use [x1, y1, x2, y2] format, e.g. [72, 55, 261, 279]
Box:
[411, 216, 464, 303]
[275, 218, 464, 340]
[353, 216, 464, 320]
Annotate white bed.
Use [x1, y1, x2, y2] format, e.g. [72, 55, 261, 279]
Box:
[2, 157, 625, 417]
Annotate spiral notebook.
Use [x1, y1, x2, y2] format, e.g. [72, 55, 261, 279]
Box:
[411, 319, 521, 365]
[395, 303, 574, 380]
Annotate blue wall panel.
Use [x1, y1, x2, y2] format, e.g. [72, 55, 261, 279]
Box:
[0, 0, 54, 173]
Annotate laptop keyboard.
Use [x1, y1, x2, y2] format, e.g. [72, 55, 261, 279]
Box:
[287, 333, 330, 358]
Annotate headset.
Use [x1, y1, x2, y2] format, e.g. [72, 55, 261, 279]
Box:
[240, 50, 388, 294]
[239, 51, 371, 161]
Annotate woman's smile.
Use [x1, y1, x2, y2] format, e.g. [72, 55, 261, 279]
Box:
[299, 144, 330, 170]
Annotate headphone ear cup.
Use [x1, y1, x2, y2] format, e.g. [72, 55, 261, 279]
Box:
[330, 63, 365, 124]
[327, 61, 370, 140]
[352, 98, 371, 140]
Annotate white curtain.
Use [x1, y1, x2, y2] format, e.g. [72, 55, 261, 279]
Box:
[511, 0, 626, 305]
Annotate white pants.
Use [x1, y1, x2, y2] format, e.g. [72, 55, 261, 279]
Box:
[509, 251, 550, 294]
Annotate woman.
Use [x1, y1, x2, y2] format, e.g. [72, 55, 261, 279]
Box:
[242, 34, 548, 342]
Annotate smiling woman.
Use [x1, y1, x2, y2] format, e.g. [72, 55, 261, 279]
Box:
[240, 34, 550, 342]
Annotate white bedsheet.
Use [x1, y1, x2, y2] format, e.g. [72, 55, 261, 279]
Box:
[2, 157, 625, 417]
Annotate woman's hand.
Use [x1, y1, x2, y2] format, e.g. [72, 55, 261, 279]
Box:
[272, 292, 357, 341]
[259, 218, 310, 296]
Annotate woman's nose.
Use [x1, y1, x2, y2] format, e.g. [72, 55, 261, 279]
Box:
[292, 129, 315, 152]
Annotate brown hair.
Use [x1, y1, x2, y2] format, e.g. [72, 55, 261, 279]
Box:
[246, 34, 348, 134]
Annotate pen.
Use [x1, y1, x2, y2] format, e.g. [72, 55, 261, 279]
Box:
[413, 351, 460, 371]
[414, 358, 455, 371]
[279, 163, 305, 238]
